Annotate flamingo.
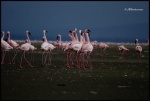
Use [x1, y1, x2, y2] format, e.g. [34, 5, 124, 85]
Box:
[25, 39, 37, 63]
[64, 30, 77, 68]
[99, 42, 109, 59]
[91, 41, 99, 59]
[1, 31, 13, 64]
[80, 29, 93, 68]
[135, 45, 142, 62]
[135, 38, 138, 45]
[70, 30, 83, 68]
[118, 45, 129, 60]
[54, 36, 60, 49]
[41, 30, 56, 67]
[6, 31, 19, 64]
[17, 30, 33, 68]
[66, 28, 83, 68]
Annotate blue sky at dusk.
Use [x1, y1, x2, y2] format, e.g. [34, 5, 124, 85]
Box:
[1, 1, 149, 43]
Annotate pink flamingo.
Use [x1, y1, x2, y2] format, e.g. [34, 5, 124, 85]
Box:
[99, 42, 109, 59]
[91, 41, 99, 60]
[70, 29, 83, 68]
[54, 36, 60, 49]
[6, 31, 19, 64]
[80, 29, 93, 68]
[1, 31, 13, 64]
[135, 45, 142, 62]
[64, 30, 76, 68]
[17, 30, 33, 68]
[25, 39, 37, 63]
[118, 45, 129, 60]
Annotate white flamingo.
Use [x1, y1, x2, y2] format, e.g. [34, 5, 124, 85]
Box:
[1, 31, 13, 64]
[135, 38, 138, 45]
[17, 30, 33, 68]
[6, 31, 19, 64]
[99, 42, 109, 59]
[41, 30, 55, 67]
[118, 45, 129, 60]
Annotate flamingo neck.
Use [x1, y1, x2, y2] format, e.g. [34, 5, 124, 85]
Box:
[26, 33, 31, 44]
[80, 34, 84, 43]
[8, 34, 10, 41]
[1, 33, 4, 40]
[72, 32, 75, 41]
[59, 36, 61, 42]
[83, 33, 85, 42]
[43, 32, 48, 42]
[75, 32, 79, 42]
[85, 32, 90, 43]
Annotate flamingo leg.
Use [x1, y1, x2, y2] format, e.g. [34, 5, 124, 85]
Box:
[66, 52, 71, 68]
[7, 51, 11, 64]
[30, 51, 33, 63]
[80, 53, 85, 68]
[23, 51, 33, 67]
[20, 51, 24, 68]
[41, 51, 46, 67]
[138, 52, 141, 63]
[44, 52, 48, 66]
[31, 51, 34, 62]
[87, 53, 93, 69]
[76, 52, 79, 68]
[48, 51, 53, 66]
[1, 49, 6, 64]
[11, 49, 18, 64]
[103, 50, 106, 59]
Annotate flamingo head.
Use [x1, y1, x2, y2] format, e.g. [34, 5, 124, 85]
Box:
[56, 36, 59, 40]
[68, 30, 72, 34]
[6, 31, 10, 37]
[26, 30, 31, 36]
[43, 30, 48, 33]
[85, 29, 91, 32]
[1, 31, 4, 34]
[75, 28, 77, 32]
[7, 31, 10, 34]
[85, 29, 91, 36]
[57, 34, 61, 37]
[79, 30, 82, 34]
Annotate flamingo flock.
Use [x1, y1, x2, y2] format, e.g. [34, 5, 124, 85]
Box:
[1, 30, 147, 68]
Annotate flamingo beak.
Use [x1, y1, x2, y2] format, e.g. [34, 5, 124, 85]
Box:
[81, 32, 83, 35]
[69, 30, 72, 33]
[88, 29, 91, 32]
[57, 36, 59, 40]
[28, 32, 31, 36]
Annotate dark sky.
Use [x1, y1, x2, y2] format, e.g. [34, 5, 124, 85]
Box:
[1, 1, 149, 43]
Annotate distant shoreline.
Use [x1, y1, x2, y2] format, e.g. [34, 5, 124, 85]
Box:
[15, 40, 148, 45]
